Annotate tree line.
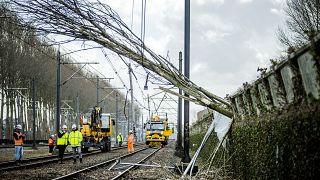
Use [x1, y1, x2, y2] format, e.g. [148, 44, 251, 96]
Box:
[0, 4, 136, 141]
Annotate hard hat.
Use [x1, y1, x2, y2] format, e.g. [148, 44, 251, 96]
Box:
[16, 124, 22, 130]
[72, 124, 77, 129]
[119, 133, 121, 135]
[62, 125, 67, 129]
[129, 130, 133, 133]
[50, 134, 54, 138]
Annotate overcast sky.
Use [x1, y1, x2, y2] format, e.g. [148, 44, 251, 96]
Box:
[63, 0, 288, 123]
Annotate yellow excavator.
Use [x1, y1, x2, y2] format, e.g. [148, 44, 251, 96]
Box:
[80, 106, 115, 152]
[145, 114, 174, 147]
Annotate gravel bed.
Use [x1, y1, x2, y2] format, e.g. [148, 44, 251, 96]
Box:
[126, 142, 181, 179]
[80, 148, 157, 179]
[0, 146, 49, 162]
[0, 145, 145, 180]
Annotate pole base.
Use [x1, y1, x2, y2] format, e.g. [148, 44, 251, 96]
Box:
[181, 152, 191, 163]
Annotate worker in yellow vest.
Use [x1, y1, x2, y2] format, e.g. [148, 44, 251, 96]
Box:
[69, 124, 83, 164]
[13, 124, 25, 163]
[117, 133, 123, 147]
[57, 125, 68, 164]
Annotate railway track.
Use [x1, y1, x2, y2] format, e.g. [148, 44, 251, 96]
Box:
[110, 147, 162, 180]
[53, 147, 161, 180]
[0, 145, 139, 172]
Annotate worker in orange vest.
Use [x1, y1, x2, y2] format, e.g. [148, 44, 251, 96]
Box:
[48, 135, 55, 155]
[13, 124, 25, 162]
[128, 130, 134, 153]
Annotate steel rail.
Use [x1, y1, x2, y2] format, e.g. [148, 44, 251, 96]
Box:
[111, 147, 162, 180]
[0, 144, 143, 172]
[53, 147, 149, 180]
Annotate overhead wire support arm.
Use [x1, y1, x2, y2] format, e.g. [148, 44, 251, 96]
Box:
[60, 62, 100, 86]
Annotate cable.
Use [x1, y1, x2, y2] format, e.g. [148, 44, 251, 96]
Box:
[101, 49, 148, 110]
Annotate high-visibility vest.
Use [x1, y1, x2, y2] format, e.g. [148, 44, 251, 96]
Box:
[117, 135, 123, 142]
[14, 132, 23, 146]
[48, 138, 54, 145]
[57, 131, 69, 145]
[68, 130, 83, 147]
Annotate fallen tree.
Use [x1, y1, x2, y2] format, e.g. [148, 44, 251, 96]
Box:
[8, 0, 233, 117]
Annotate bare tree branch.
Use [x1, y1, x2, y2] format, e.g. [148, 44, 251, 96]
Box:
[278, 0, 320, 48]
[9, 0, 233, 117]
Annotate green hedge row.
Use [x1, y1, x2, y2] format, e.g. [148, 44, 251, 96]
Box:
[190, 101, 320, 179]
[231, 102, 320, 179]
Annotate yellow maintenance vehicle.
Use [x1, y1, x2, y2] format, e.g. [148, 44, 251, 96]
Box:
[80, 106, 115, 152]
[145, 114, 174, 147]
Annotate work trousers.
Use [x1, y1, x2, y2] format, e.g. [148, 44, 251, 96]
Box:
[57, 145, 67, 159]
[128, 143, 134, 153]
[49, 145, 54, 153]
[72, 146, 82, 160]
[15, 146, 23, 161]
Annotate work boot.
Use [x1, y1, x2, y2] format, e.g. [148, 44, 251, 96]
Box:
[60, 158, 64, 164]
[73, 159, 76, 164]
[80, 158, 82, 163]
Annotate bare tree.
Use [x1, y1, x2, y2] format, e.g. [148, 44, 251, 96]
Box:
[9, 0, 233, 118]
[278, 0, 320, 48]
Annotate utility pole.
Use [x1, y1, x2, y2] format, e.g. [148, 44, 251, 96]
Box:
[56, 47, 61, 135]
[116, 92, 119, 143]
[76, 93, 80, 126]
[56, 49, 99, 133]
[32, 78, 37, 150]
[175, 51, 183, 157]
[129, 63, 134, 132]
[96, 76, 99, 106]
[147, 94, 151, 121]
[16, 95, 20, 126]
[141, 114, 144, 142]
[182, 0, 191, 163]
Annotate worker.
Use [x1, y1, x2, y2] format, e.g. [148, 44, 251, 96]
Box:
[13, 124, 25, 163]
[57, 125, 69, 164]
[117, 133, 123, 147]
[127, 130, 134, 153]
[48, 134, 55, 155]
[69, 124, 83, 164]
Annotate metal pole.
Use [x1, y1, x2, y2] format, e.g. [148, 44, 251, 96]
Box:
[129, 63, 134, 131]
[96, 76, 99, 106]
[56, 48, 61, 135]
[116, 92, 119, 143]
[141, 114, 144, 142]
[182, 0, 191, 163]
[17, 95, 20, 126]
[127, 101, 130, 139]
[148, 94, 151, 121]
[175, 51, 183, 157]
[76, 93, 80, 125]
[32, 78, 37, 149]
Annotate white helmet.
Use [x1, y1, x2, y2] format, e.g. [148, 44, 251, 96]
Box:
[72, 124, 77, 129]
[16, 124, 22, 130]
[119, 133, 121, 135]
[50, 134, 54, 138]
[62, 125, 67, 129]
[129, 130, 133, 133]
